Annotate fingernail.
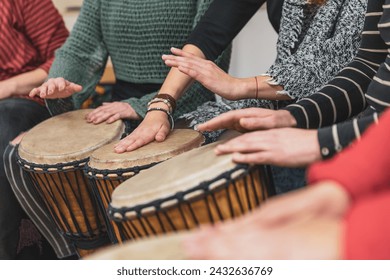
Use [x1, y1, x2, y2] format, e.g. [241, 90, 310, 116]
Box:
[193, 124, 199, 131]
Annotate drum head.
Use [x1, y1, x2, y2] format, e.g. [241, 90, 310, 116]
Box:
[87, 129, 205, 171]
[18, 109, 124, 165]
[85, 232, 188, 260]
[110, 139, 243, 209]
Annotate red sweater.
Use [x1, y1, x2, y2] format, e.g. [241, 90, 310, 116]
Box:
[308, 109, 390, 259]
[0, 0, 68, 102]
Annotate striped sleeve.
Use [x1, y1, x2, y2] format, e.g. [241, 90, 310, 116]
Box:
[365, 3, 390, 111]
[284, 0, 386, 129]
[20, 0, 69, 73]
[317, 109, 379, 158]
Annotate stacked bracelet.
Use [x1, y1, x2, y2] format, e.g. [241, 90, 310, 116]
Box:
[154, 93, 177, 112]
[147, 98, 173, 113]
[146, 107, 174, 131]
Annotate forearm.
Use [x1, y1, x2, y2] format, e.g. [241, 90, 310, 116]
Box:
[234, 75, 290, 101]
[1, 68, 47, 97]
[159, 44, 205, 100]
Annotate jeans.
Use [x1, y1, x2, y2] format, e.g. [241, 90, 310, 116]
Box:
[0, 98, 50, 259]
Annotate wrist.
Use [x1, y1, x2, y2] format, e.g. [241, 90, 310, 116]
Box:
[279, 109, 297, 127]
[232, 77, 256, 100]
[146, 107, 174, 130]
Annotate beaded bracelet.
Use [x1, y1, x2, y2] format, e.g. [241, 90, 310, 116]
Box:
[147, 98, 173, 114]
[154, 93, 177, 112]
[146, 107, 174, 131]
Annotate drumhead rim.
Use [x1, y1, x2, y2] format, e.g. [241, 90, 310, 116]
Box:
[108, 163, 256, 220]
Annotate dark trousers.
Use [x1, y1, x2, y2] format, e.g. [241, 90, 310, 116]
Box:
[0, 98, 50, 259]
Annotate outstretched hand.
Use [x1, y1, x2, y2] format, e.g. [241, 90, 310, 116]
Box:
[29, 78, 82, 99]
[163, 47, 249, 100]
[197, 108, 297, 133]
[215, 128, 321, 167]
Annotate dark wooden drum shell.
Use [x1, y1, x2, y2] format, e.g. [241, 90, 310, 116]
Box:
[16, 110, 125, 257]
[85, 129, 205, 243]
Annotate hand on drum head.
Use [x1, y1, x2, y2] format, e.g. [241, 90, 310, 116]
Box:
[163, 47, 246, 101]
[183, 212, 342, 260]
[29, 78, 82, 99]
[114, 110, 171, 153]
[85, 102, 140, 124]
[196, 108, 297, 133]
[215, 128, 321, 167]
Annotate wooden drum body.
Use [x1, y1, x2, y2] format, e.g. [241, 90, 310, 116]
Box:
[85, 129, 205, 243]
[108, 140, 275, 242]
[16, 109, 124, 257]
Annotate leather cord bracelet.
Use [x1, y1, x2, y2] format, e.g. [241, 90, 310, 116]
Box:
[147, 98, 173, 113]
[254, 76, 259, 99]
[146, 107, 174, 131]
[154, 93, 177, 112]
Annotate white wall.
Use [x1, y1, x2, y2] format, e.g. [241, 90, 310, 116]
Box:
[229, 7, 278, 78]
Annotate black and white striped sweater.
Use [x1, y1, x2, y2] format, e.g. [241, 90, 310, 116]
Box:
[284, 0, 388, 158]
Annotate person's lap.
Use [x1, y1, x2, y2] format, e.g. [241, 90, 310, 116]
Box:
[0, 98, 50, 259]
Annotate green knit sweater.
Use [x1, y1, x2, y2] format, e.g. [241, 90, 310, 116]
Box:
[47, 0, 231, 118]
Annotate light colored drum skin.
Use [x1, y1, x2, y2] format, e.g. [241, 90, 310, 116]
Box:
[108, 140, 275, 242]
[85, 232, 188, 260]
[85, 129, 205, 243]
[17, 109, 125, 257]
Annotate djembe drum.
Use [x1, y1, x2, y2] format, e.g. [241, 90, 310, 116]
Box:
[107, 140, 275, 242]
[85, 129, 205, 243]
[16, 109, 124, 257]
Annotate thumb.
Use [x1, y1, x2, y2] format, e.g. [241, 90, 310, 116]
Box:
[155, 123, 170, 142]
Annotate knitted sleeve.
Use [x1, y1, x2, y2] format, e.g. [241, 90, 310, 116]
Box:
[266, 0, 366, 100]
[123, 0, 232, 119]
[46, 0, 108, 115]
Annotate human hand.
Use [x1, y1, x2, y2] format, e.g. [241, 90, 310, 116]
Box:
[251, 181, 350, 228]
[163, 47, 249, 100]
[183, 213, 343, 260]
[29, 78, 82, 99]
[197, 108, 297, 132]
[85, 102, 140, 124]
[215, 128, 321, 167]
[114, 110, 171, 153]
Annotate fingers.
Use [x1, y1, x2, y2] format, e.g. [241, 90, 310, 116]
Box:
[197, 112, 240, 132]
[86, 102, 131, 124]
[231, 151, 272, 165]
[215, 134, 264, 155]
[106, 113, 121, 124]
[86, 106, 116, 124]
[198, 108, 269, 132]
[29, 78, 82, 99]
[114, 136, 147, 153]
